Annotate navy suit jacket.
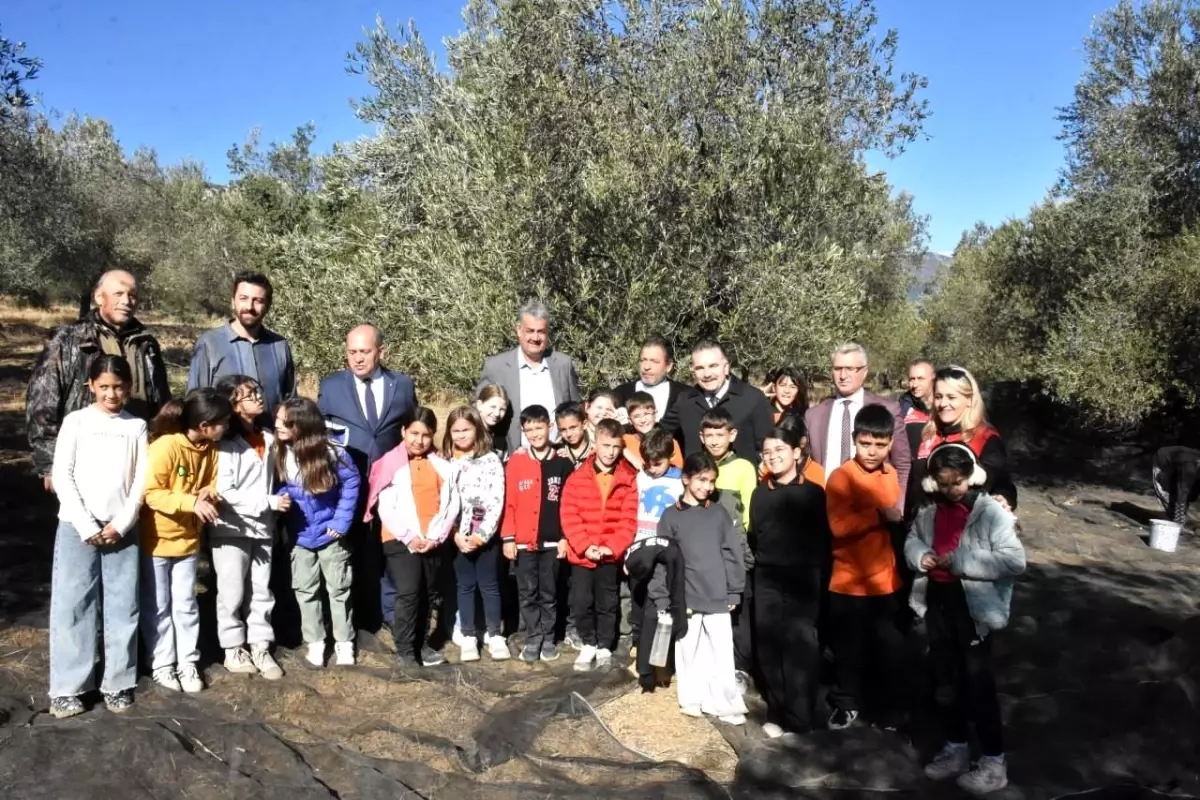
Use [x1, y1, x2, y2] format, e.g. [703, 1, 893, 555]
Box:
[318, 367, 417, 478]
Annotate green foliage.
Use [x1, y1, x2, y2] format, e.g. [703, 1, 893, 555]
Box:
[0, 27, 40, 116]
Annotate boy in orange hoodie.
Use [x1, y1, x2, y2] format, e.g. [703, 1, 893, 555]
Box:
[824, 403, 907, 730]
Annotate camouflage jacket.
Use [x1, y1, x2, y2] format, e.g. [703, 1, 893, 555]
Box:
[26, 310, 171, 476]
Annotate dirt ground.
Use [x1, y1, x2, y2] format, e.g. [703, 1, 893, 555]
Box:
[1, 304, 1199, 799]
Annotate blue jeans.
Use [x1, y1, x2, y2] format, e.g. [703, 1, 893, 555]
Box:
[454, 538, 502, 637]
[140, 553, 200, 670]
[49, 522, 139, 697]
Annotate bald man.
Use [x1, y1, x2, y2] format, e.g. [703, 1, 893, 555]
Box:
[318, 324, 417, 635]
[27, 270, 171, 490]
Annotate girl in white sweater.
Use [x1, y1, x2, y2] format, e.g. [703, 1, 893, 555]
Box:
[211, 375, 290, 680]
[49, 354, 148, 718]
[442, 406, 506, 661]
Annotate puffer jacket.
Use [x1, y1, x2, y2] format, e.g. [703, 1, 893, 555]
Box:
[905, 494, 1026, 637]
[277, 447, 361, 551]
[26, 310, 170, 476]
[452, 452, 505, 543]
[560, 456, 639, 568]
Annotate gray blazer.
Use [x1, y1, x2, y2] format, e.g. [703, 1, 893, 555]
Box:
[804, 391, 912, 510]
[476, 347, 581, 453]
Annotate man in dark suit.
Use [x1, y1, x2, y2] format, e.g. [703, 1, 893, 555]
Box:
[612, 335, 687, 428]
[804, 343, 911, 511]
[318, 324, 417, 635]
[476, 299, 581, 453]
[671, 341, 774, 464]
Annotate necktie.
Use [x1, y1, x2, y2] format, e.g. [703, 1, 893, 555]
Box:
[840, 399, 854, 465]
[364, 377, 379, 429]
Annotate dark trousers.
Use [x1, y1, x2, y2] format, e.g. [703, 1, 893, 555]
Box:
[346, 518, 386, 633]
[754, 565, 822, 733]
[926, 580, 1004, 756]
[732, 568, 754, 673]
[628, 574, 646, 642]
[1153, 446, 1200, 524]
[570, 563, 621, 650]
[383, 541, 441, 658]
[454, 539, 502, 637]
[516, 548, 560, 647]
[827, 591, 906, 715]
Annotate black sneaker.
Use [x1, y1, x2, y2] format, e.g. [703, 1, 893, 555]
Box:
[395, 653, 420, 669]
[50, 696, 85, 719]
[828, 707, 859, 730]
[103, 689, 134, 713]
[519, 643, 540, 663]
[419, 646, 446, 667]
[562, 630, 584, 651]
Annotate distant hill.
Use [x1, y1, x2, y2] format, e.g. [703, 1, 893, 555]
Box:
[906, 252, 951, 300]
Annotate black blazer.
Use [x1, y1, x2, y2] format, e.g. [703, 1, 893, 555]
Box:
[671, 379, 774, 465]
[613, 378, 687, 428]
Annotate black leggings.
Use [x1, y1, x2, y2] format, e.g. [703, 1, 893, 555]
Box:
[925, 580, 1004, 756]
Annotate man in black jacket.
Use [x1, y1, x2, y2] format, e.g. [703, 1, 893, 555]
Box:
[670, 341, 774, 465]
[26, 270, 171, 492]
[613, 335, 687, 427]
[898, 358, 934, 456]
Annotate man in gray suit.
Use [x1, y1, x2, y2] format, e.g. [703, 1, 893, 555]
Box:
[476, 299, 582, 454]
[804, 342, 911, 512]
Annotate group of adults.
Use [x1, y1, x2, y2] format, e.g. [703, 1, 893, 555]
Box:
[26, 270, 1017, 640]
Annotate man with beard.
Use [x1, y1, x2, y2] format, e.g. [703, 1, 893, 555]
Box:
[27, 269, 171, 492]
[898, 359, 935, 457]
[613, 335, 687, 430]
[671, 341, 774, 465]
[188, 272, 296, 420]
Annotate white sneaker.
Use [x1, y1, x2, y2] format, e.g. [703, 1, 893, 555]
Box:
[250, 644, 283, 680]
[177, 663, 204, 693]
[224, 646, 257, 675]
[762, 722, 784, 739]
[460, 638, 480, 662]
[152, 666, 181, 691]
[734, 669, 750, 695]
[305, 641, 325, 667]
[957, 757, 1008, 795]
[574, 645, 597, 672]
[595, 648, 612, 667]
[334, 641, 355, 666]
[925, 742, 971, 781]
[719, 713, 747, 725]
[451, 626, 465, 648]
[488, 635, 511, 661]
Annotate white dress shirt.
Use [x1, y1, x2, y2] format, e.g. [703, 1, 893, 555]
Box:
[703, 378, 731, 408]
[824, 387, 865, 476]
[518, 352, 558, 445]
[354, 367, 385, 422]
[636, 379, 673, 421]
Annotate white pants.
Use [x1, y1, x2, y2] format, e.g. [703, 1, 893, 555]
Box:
[140, 554, 200, 670]
[211, 538, 275, 649]
[675, 611, 747, 717]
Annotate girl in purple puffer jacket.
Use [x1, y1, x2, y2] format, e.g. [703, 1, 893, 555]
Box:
[275, 397, 361, 668]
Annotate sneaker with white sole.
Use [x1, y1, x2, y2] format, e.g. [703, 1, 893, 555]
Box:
[50, 695, 85, 719]
[719, 713, 747, 725]
[452, 626, 466, 648]
[177, 663, 204, 693]
[520, 643, 540, 662]
[828, 707, 858, 730]
[924, 742, 971, 781]
[460, 638, 480, 662]
[957, 757, 1008, 795]
[334, 641, 355, 666]
[152, 666, 182, 691]
[574, 645, 597, 671]
[734, 670, 750, 695]
[224, 646, 257, 675]
[540, 641, 560, 662]
[250, 644, 283, 680]
[762, 722, 785, 739]
[305, 641, 326, 667]
[595, 648, 612, 668]
[562, 630, 584, 651]
[488, 635, 511, 661]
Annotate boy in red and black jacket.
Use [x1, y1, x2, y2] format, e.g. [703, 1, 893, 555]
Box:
[502, 405, 575, 664]
[561, 418, 639, 672]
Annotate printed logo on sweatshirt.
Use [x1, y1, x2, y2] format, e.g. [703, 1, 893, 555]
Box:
[519, 479, 535, 492]
[545, 476, 562, 503]
[176, 465, 188, 478]
[640, 485, 676, 518]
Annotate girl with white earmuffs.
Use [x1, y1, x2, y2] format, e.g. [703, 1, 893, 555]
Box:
[904, 442, 1026, 796]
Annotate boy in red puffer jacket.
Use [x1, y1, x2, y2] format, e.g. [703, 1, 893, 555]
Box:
[561, 418, 639, 672]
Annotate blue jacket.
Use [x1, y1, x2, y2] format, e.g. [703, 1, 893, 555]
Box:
[317, 368, 417, 478]
[277, 448, 361, 551]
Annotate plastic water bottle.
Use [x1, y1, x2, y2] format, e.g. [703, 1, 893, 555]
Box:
[648, 610, 673, 667]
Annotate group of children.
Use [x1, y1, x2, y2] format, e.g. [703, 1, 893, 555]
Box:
[47, 356, 1025, 796]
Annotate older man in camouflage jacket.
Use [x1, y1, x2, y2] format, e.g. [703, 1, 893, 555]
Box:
[26, 270, 171, 491]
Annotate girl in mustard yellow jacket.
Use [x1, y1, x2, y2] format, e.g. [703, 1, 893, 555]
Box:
[140, 388, 231, 693]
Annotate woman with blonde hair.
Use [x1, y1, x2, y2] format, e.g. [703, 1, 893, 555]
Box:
[906, 366, 1016, 519]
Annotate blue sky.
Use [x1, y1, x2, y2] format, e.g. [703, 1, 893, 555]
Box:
[6, 0, 1114, 253]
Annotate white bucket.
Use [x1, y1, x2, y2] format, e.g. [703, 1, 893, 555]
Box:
[1149, 519, 1182, 553]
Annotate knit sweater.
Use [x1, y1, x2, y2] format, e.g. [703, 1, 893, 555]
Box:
[826, 458, 903, 597]
[141, 432, 220, 557]
[635, 467, 684, 542]
[211, 430, 281, 540]
[451, 452, 506, 543]
[905, 494, 1026, 637]
[656, 500, 745, 613]
[52, 405, 148, 539]
[748, 475, 830, 570]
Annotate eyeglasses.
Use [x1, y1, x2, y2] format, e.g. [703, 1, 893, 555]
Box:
[236, 389, 264, 403]
[832, 366, 866, 375]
